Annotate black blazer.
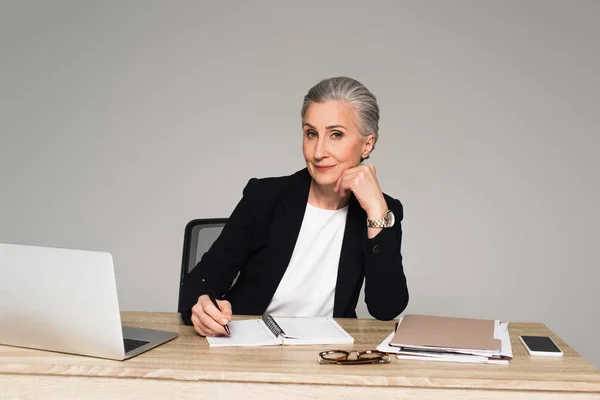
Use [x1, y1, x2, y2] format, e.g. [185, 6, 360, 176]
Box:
[179, 168, 409, 323]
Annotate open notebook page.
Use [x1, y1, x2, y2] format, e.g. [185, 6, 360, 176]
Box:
[274, 317, 353, 343]
[206, 319, 280, 347]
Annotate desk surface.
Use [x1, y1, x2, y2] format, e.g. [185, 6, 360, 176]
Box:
[1, 312, 599, 398]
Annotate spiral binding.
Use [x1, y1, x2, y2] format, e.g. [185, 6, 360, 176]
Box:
[262, 314, 285, 337]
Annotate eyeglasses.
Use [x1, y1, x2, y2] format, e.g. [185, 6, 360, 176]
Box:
[318, 350, 390, 365]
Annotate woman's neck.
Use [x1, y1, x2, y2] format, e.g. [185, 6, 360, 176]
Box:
[307, 180, 349, 210]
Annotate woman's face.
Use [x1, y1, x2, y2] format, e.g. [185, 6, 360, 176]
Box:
[302, 100, 374, 187]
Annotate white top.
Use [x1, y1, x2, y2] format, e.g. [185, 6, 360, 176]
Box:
[265, 202, 348, 317]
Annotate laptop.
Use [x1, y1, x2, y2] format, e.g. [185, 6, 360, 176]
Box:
[0, 242, 178, 360]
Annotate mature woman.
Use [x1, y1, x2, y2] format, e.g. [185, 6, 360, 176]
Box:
[179, 77, 409, 337]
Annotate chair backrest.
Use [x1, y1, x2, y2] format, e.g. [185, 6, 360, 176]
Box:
[179, 218, 228, 309]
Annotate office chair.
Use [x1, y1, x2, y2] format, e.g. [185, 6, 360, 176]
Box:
[179, 218, 228, 311]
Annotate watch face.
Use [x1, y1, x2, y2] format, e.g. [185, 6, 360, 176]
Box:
[385, 210, 395, 227]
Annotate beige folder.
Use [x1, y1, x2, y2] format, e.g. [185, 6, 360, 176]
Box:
[390, 314, 501, 351]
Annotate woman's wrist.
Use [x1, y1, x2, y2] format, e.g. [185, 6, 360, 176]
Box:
[366, 197, 388, 220]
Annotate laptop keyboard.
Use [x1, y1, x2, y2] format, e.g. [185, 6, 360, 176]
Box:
[124, 338, 150, 353]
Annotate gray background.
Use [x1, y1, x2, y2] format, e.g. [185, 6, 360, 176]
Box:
[1, 1, 598, 367]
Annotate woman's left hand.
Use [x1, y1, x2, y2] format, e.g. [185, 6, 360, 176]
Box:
[334, 164, 388, 221]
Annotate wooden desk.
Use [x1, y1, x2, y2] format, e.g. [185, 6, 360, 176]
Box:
[1, 312, 599, 399]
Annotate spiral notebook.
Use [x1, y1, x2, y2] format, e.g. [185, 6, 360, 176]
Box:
[206, 315, 354, 347]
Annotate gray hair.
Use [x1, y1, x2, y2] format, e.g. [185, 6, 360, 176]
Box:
[301, 76, 380, 159]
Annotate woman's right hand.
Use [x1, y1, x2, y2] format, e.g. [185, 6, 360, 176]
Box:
[191, 295, 232, 337]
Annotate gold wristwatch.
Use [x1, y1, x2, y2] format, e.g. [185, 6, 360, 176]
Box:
[367, 209, 395, 228]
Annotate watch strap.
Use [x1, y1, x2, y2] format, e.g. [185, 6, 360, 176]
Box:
[367, 210, 392, 228]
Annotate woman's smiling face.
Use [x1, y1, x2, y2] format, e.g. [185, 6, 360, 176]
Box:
[302, 100, 374, 187]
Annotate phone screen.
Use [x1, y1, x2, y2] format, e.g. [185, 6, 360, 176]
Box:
[521, 336, 561, 352]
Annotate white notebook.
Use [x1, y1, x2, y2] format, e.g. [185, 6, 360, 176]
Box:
[206, 315, 354, 347]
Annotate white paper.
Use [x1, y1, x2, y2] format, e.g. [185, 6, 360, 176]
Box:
[206, 319, 280, 347]
[206, 317, 354, 347]
[376, 319, 512, 364]
[276, 317, 353, 344]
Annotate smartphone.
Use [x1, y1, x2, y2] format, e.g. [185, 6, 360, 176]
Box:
[519, 335, 563, 356]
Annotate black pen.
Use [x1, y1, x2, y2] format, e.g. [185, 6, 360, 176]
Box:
[201, 278, 231, 335]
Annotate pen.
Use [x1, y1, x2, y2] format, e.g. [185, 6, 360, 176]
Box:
[201, 278, 231, 335]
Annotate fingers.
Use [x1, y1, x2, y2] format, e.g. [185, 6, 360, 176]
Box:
[335, 175, 350, 197]
[191, 296, 230, 337]
[199, 311, 229, 336]
[333, 164, 383, 213]
[202, 296, 231, 327]
[336, 169, 364, 197]
[191, 313, 210, 337]
[335, 167, 357, 196]
[217, 299, 233, 321]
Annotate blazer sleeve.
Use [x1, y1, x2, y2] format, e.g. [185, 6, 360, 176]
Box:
[178, 178, 259, 325]
[362, 197, 409, 320]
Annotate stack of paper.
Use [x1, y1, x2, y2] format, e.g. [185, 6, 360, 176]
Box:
[376, 314, 513, 365]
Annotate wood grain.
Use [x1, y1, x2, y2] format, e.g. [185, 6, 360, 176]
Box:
[2, 374, 600, 400]
[0, 311, 598, 396]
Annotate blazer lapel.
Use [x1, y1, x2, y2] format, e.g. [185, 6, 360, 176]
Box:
[333, 195, 365, 317]
[255, 169, 311, 312]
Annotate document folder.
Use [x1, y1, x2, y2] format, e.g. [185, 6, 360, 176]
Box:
[389, 314, 501, 351]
